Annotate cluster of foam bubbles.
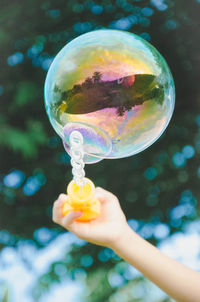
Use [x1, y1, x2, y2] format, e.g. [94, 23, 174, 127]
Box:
[44, 30, 175, 163]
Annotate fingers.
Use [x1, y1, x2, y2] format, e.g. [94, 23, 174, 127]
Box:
[52, 193, 83, 231]
[61, 211, 83, 230]
[52, 193, 68, 223]
[95, 187, 119, 204]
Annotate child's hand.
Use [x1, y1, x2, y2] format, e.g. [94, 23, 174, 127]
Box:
[52, 187, 129, 248]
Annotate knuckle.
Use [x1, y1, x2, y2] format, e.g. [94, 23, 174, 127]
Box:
[96, 187, 104, 192]
[96, 187, 118, 202]
[111, 194, 118, 202]
[59, 193, 67, 200]
[53, 199, 59, 207]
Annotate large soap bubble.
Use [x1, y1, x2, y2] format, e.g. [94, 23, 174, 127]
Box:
[44, 30, 175, 163]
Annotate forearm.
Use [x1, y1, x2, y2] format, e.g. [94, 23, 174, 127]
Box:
[112, 226, 200, 302]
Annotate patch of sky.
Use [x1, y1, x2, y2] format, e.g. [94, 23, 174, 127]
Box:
[0, 232, 85, 302]
[124, 264, 141, 280]
[158, 230, 200, 271]
[1, 222, 199, 302]
[34, 227, 57, 245]
[184, 219, 200, 234]
[54, 264, 67, 277]
[138, 223, 154, 239]
[127, 219, 139, 231]
[40, 280, 84, 302]
[153, 223, 170, 240]
[108, 272, 124, 288]
[170, 204, 195, 222]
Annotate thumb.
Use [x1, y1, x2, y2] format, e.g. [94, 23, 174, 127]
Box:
[95, 187, 118, 204]
[62, 211, 83, 229]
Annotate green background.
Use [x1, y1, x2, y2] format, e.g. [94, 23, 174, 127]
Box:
[0, 0, 200, 301]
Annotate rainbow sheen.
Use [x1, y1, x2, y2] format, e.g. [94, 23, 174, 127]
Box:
[44, 30, 175, 164]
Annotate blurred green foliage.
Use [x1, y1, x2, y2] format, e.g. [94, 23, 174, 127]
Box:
[0, 0, 200, 301]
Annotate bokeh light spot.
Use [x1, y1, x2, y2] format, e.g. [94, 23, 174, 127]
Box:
[153, 223, 170, 239]
[172, 152, 186, 167]
[151, 0, 168, 11]
[91, 5, 103, 15]
[140, 32, 151, 41]
[34, 227, 55, 245]
[7, 52, 24, 66]
[108, 272, 124, 288]
[23, 176, 41, 196]
[73, 22, 92, 33]
[81, 255, 93, 267]
[3, 170, 25, 188]
[165, 19, 178, 30]
[54, 263, 67, 277]
[141, 7, 154, 17]
[144, 167, 157, 180]
[182, 145, 195, 159]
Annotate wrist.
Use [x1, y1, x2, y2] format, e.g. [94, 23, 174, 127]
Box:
[109, 223, 138, 251]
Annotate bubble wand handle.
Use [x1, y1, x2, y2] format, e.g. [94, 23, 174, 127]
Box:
[62, 130, 101, 222]
[69, 131, 86, 187]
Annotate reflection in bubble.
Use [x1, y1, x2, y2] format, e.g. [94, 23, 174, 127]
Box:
[45, 30, 175, 163]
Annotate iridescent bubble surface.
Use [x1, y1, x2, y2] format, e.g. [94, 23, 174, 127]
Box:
[44, 30, 175, 163]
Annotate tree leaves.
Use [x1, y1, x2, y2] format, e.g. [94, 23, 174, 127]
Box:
[0, 121, 47, 158]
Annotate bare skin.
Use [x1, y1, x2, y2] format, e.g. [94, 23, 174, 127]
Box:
[53, 187, 200, 302]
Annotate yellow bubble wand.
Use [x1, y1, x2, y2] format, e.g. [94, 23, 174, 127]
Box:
[62, 130, 101, 222]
